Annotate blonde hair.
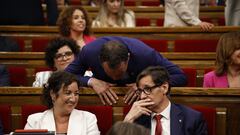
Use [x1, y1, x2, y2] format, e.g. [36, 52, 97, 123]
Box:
[215, 31, 240, 76]
[94, 0, 130, 27]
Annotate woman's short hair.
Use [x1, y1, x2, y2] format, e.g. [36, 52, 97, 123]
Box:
[45, 37, 79, 68]
[57, 6, 91, 37]
[215, 31, 240, 76]
[42, 71, 81, 108]
[107, 121, 150, 135]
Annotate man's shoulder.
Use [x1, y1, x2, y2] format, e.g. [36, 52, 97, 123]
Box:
[172, 103, 202, 117]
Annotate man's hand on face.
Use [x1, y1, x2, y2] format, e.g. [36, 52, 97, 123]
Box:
[124, 99, 154, 123]
[89, 78, 118, 105]
[123, 83, 139, 105]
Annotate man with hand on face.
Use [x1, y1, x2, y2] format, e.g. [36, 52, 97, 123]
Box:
[124, 66, 207, 135]
[65, 36, 187, 105]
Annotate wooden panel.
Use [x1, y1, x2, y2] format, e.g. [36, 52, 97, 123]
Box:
[0, 87, 238, 134]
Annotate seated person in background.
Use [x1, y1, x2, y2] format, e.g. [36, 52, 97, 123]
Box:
[57, 6, 96, 49]
[65, 36, 187, 105]
[0, 36, 20, 52]
[0, 64, 10, 86]
[33, 37, 80, 87]
[26, 71, 100, 135]
[107, 121, 150, 135]
[0, 0, 58, 25]
[164, 0, 214, 31]
[203, 31, 240, 88]
[92, 0, 135, 28]
[124, 66, 208, 135]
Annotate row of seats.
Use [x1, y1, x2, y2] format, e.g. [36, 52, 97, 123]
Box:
[0, 104, 216, 135]
[71, 0, 162, 6]
[6, 66, 213, 87]
[13, 38, 219, 52]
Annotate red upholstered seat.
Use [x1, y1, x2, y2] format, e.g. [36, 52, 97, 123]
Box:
[0, 105, 11, 134]
[182, 68, 197, 87]
[14, 38, 25, 51]
[142, 1, 160, 6]
[174, 40, 218, 52]
[124, 0, 136, 6]
[21, 105, 112, 135]
[136, 18, 151, 26]
[190, 106, 216, 135]
[32, 39, 50, 52]
[76, 105, 113, 135]
[69, 0, 81, 5]
[140, 39, 168, 52]
[8, 66, 27, 86]
[156, 18, 164, 26]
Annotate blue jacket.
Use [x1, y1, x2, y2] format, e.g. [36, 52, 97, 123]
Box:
[65, 36, 187, 86]
[135, 103, 208, 135]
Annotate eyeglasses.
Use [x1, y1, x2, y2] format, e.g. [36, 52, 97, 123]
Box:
[135, 84, 161, 96]
[55, 51, 73, 61]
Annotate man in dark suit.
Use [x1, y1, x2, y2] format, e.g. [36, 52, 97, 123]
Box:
[124, 66, 207, 135]
[0, 0, 58, 25]
[65, 36, 187, 105]
[0, 65, 10, 86]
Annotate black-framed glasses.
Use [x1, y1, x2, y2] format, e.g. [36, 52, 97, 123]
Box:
[135, 84, 161, 96]
[55, 51, 73, 61]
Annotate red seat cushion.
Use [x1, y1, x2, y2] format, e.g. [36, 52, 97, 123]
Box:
[142, 1, 160, 6]
[136, 18, 151, 26]
[0, 105, 11, 134]
[182, 68, 197, 87]
[69, 0, 81, 5]
[140, 39, 168, 52]
[32, 39, 50, 52]
[14, 38, 25, 52]
[77, 105, 113, 135]
[190, 106, 216, 135]
[156, 18, 164, 26]
[174, 40, 218, 52]
[8, 66, 27, 86]
[124, 0, 136, 6]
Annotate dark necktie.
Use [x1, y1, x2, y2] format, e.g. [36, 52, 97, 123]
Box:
[155, 114, 162, 135]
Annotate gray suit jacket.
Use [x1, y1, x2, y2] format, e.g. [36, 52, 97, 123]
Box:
[164, 0, 201, 27]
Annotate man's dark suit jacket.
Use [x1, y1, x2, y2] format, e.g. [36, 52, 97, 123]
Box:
[0, 0, 58, 25]
[0, 65, 10, 86]
[65, 36, 187, 86]
[135, 103, 208, 135]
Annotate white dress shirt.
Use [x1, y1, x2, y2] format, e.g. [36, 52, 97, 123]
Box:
[151, 101, 171, 135]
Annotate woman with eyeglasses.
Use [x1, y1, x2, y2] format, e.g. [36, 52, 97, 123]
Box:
[33, 37, 80, 87]
[26, 71, 100, 135]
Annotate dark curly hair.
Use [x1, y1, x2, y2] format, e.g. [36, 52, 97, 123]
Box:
[57, 6, 91, 37]
[45, 37, 80, 68]
[136, 66, 170, 95]
[99, 40, 129, 69]
[42, 71, 81, 108]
